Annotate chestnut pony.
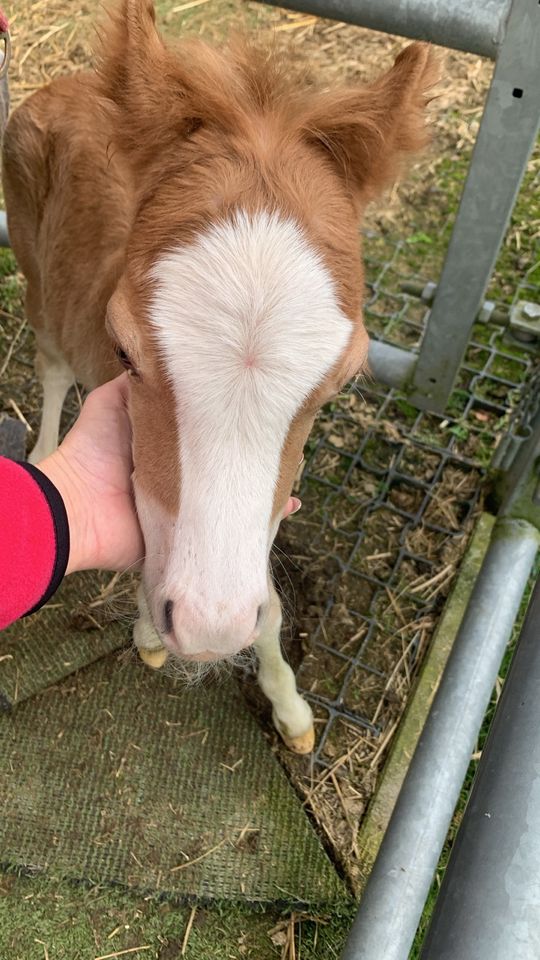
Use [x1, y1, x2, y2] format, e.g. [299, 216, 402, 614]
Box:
[3, 0, 436, 751]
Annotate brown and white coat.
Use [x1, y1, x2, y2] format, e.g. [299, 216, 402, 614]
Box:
[2, 0, 437, 751]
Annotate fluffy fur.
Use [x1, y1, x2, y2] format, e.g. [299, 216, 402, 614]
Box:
[149, 210, 352, 651]
[3, 0, 438, 660]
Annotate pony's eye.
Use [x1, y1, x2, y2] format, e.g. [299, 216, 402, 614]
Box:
[114, 344, 137, 376]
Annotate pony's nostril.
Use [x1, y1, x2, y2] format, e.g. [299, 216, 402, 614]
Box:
[163, 599, 174, 634]
[256, 605, 264, 628]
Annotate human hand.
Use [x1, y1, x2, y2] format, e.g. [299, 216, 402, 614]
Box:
[38, 374, 143, 574]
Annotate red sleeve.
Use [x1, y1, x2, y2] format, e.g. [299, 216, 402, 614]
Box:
[0, 456, 70, 629]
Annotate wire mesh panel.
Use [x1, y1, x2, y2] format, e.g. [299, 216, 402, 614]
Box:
[275, 235, 535, 785]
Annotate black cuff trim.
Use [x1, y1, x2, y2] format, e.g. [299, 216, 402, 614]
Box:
[16, 460, 70, 616]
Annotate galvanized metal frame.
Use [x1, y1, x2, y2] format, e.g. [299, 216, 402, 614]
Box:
[492, 364, 540, 515]
[0, 210, 9, 247]
[420, 574, 540, 959]
[261, 0, 540, 414]
[340, 517, 539, 960]
[331, 254, 539, 956]
[411, 0, 540, 411]
[260, 0, 511, 58]
[0, 27, 10, 251]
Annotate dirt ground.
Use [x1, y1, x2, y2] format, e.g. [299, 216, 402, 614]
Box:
[1, 0, 538, 900]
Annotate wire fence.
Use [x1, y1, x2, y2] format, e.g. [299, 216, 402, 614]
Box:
[277, 236, 537, 774]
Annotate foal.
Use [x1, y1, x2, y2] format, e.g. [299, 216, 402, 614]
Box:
[3, 0, 436, 751]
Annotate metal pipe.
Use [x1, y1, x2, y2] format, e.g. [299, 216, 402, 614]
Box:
[410, 0, 540, 411]
[367, 339, 416, 390]
[0, 211, 9, 248]
[260, 0, 510, 59]
[400, 280, 510, 327]
[420, 575, 540, 959]
[341, 517, 540, 960]
[496, 401, 540, 514]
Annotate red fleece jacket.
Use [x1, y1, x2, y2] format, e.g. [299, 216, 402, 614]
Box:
[0, 456, 69, 629]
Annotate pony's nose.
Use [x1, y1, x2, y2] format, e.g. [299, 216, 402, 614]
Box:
[163, 599, 174, 634]
[164, 593, 263, 659]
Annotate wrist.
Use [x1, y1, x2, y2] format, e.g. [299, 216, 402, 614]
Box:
[37, 449, 91, 575]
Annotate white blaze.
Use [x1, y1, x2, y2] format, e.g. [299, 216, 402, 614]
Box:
[149, 210, 352, 622]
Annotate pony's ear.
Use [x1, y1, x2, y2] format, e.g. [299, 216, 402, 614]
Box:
[97, 0, 164, 112]
[302, 43, 439, 200]
[95, 2, 245, 168]
[96, 1, 202, 167]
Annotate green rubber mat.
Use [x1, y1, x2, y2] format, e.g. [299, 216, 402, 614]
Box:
[0, 433, 127, 708]
[0, 571, 132, 710]
[0, 654, 345, 906]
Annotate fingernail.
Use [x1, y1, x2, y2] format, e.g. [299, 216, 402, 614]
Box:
[289, 497, 302, 515]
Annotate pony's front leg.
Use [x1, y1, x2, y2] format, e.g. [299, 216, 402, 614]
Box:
[254, 578, 314, 754]
[134, 584, 168, 669]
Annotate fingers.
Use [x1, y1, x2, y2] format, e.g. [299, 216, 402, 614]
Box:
[86, 373, 129, 410]
[283, 496, 302, 519]
[96, 372, 131, 410]
[114, 371, 131, 408]
[64, 374, 134, 468]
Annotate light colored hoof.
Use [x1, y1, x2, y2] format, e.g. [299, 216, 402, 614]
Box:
[138, 645, 168, 669]
[133, 603, 167, 669]
[274, 718, 315, 755]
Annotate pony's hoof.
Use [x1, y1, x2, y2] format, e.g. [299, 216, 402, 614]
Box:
[138, 645, 168, 669]
[275, 719, 315, 754]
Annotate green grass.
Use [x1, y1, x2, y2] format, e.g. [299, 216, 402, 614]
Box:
[0, 875, 356, 959]
[0, 249, 23, 312]
[392, 133, 540, 307]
